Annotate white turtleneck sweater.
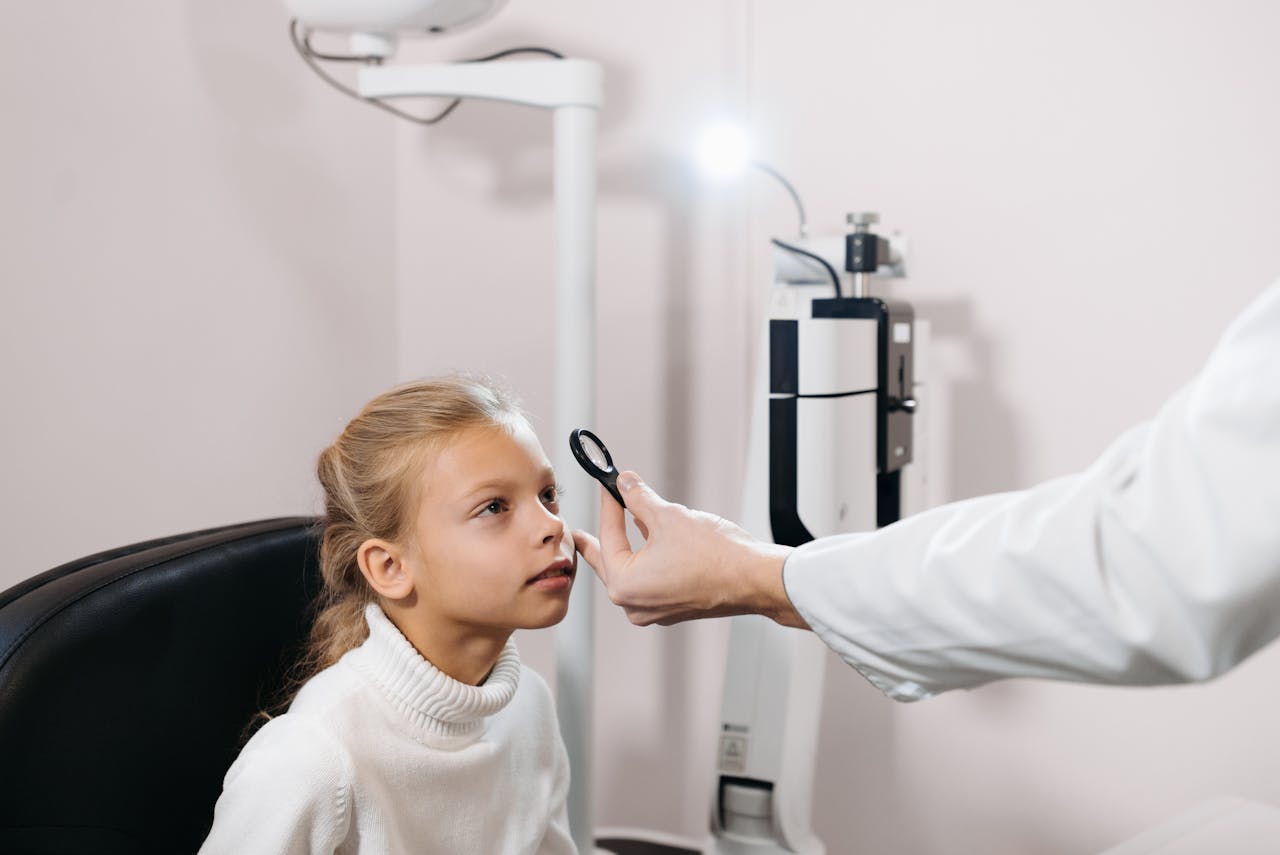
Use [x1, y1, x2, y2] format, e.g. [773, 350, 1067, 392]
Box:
[199, 604, 575, 855]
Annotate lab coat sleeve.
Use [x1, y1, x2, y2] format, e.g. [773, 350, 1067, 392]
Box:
[198, 715, 352, 854]
[783, 281, 1280, 701]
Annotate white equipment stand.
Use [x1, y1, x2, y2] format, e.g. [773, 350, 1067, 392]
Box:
[704, 224, 913, 854]
[358, 58, 604, 854]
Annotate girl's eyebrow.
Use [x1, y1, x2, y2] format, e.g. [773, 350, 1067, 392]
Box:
[457, 466, 555, 502]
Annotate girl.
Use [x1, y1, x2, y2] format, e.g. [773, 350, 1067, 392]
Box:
[200, 376, 577, 854]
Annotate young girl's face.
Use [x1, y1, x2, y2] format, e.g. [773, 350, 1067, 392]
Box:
[402, 420, 576, 637]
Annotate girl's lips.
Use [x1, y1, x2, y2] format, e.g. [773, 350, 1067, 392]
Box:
[527, 559, 574, 585]
[528, 572, 573, 592]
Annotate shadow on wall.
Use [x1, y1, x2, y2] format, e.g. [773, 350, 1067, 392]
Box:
[806, 653, 901, 853]
[181, 0, 393, 329]
[914, 297, 1024, 501]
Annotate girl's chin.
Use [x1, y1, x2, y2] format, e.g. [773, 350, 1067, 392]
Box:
[522, 601, 572, 630]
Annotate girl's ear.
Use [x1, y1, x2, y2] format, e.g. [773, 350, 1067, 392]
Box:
[356, 539, 415, 600]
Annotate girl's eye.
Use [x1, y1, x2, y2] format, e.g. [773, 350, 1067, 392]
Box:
[478, 499, 507, 517]
[541, 485, 563, 506]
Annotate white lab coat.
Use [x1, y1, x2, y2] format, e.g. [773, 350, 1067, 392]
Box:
[783, 280, 1280, 701]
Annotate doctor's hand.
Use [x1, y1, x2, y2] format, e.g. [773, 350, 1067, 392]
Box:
[571, 472, 809, 629]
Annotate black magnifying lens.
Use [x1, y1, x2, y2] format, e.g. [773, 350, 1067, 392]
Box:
[569, 428, 625, 508]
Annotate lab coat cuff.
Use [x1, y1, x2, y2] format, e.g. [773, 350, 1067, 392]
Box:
[782, 547, 935, 703]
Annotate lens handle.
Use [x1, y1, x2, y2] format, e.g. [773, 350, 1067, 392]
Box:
[569, 428, 626, 509]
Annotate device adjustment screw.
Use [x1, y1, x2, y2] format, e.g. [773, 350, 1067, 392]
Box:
[846, 212, 880, 232]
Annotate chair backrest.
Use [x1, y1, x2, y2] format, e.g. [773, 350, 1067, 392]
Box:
[0, 518, 322, 855]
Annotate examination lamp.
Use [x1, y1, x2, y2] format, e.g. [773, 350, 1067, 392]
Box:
[694, 122, 809, 240]
[693, 121, 843, 308]
[283, 0, 509, 57]
[694, 121, 752, 181]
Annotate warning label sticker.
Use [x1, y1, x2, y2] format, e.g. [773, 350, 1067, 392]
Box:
[718, 734, 749, 774]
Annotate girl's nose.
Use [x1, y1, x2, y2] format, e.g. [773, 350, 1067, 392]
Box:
[539, 505, 565, 546]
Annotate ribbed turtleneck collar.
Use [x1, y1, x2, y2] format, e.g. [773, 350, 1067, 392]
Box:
[345, 603, 521, 743]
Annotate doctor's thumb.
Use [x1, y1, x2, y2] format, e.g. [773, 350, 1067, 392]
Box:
[616, 470, 648, 500]
[617, 471, 662, 529]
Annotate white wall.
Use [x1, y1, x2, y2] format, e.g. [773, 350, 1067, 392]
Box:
[391, 0, 1280, 852]
[0, 0, 397, 584]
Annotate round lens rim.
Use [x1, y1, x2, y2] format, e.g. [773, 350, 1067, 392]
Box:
[570, 428, 615, 475]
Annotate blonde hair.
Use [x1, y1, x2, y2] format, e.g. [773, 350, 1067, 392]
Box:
[299, 375, 525, 685]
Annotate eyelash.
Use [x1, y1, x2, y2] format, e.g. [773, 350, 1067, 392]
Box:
[476, 484, 564, 518]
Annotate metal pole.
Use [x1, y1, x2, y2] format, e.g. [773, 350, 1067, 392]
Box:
[553, 103, 598, 855]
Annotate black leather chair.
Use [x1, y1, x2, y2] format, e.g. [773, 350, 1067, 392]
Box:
[0, 517, 323, 855]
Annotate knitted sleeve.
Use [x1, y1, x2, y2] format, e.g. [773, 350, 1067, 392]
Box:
[198, 715, 353, 855]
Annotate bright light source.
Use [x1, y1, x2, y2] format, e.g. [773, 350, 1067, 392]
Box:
[694, 121, 751, 180]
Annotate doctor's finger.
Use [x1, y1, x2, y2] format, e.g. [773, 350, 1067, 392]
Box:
[615, 471, 663, 539]
[571, 529, 606, 586]
[597, 484, 634, 572]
